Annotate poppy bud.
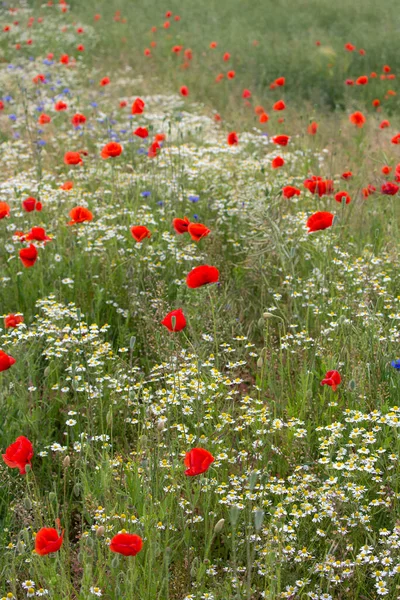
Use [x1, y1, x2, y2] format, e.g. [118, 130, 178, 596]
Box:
[190, 556, 200, 578]
[157, 420, 166, 432]
[214, 518, 225, 534]
[62, 455, 70, 468]
[48, 492, 57, 503]
[106, 408, 113, 428]
[73, 483, 81, 497]
[44, 366, 51, 377]
[130, 335, 136, 350]
[17, 539, 25, 554]
[349, 379, 356, 391]
[23, 497, 32, 510]
[248, 471, 258, 491]
[263, 312, 275, 319]
[96, 526, 105, 537]
[254, 509, 265, 531]
[256, 357, 264, 369]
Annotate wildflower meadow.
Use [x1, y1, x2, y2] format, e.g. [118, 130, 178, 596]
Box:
[2, 1, 400, 599]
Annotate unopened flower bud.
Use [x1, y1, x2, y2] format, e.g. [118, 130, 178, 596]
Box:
[96, 526, 105, 538]
[62, 455, 70, 468]
[214, 518, 225, 534]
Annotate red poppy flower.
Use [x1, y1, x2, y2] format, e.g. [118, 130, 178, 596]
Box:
[4, 314, 24, 328]
[110, 533, 143, 556]
[215, 73, 224, 83]
[188, 223, 210, 241]
[227, 70, 235, 79]
[60, 54, 69, 65]
[33, 74, 45, 84]
[304, 176, 334, 197]
[25, 227, 51, 243]
[272, 156, 284, 169]
[272, 135, 290, 146]
[381, 182, 399, 195]
[0, 350, 16, 373]
[349, 111, 366, 128]
[184, 448, 215, 476]
[334, 191, 351, 204]
[77, 44, 84, 52]
[2, 435, 32, 474]
[0, 202, 10, 219]
[22, 197, 40, 212]
[242, 89, 251, 99]
[100, 77, 110, 86]
[186, 265, 219, 288]
[101, 142, 122, 159]
[321, 370, 341, 391]
[68, 206, 93, 225]
[273, 100, 286, 111]
[133, 127, 148, 139]
[282, 186, 301, 199]
[173, 217, 190, 234]
[71, 113, 86, 127]
[341, 171, 353, 179]
[54, 100, 67, 111]
[19, 244, 38, 268]
[372, 99, 380, 108]
[144, 48, 151, 56]
[180, 85, 189, 96]
[35, 528, 64, 555]
[391, 134, 400, 144]
[223, 52, 230, 61]
[38, 114, 51, 124]
[356, 75, 368, 85]
[60, 181, 73, 190]
[131, 226, 151, 242]
[148, 141, 160, 158]
[275, 77, 285, 86]
[259, 112, 269, 123]
[362, 184, 376, 198]
[227, 132, 238, 145]
[306, 211, 334, 233]
[383, 65, 391, 73]
[382, 165, 392, 175]
[345, 42, 356, 51]
[307, 121, 318, 135]
[161, 308, 187, 332]
[345, 79, 354, 86]
[131, 98, 145, 115]
[64, 151, 83, 165]
[154, 133, 166, 143]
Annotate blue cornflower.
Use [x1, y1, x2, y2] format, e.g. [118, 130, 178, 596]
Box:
[141, 191, 151, 198]
[189, 195, 199, 203]
[391, 360, 400, 370]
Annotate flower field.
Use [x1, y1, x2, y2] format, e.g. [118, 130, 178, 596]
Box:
[1, 1, 400, 599]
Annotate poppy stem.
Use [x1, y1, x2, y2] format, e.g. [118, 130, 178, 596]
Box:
[207, 288, 219, 369]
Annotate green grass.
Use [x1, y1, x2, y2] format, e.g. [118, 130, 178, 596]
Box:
[1, 1, 400, 599]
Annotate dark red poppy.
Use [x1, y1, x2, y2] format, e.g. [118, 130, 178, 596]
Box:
[180, 85, 189, 96]
[227, 70, 235, 79]
[4, 314, 24, 328]
[272, 135, 289, 146]
[349, 111, 366, 127]
[223, 52, 230, 61]
[345, 79, 354, 86]
[22, 197, 41, 212]
[133, 127, 148, 139]
[242, 89, 251, 99]
[60, 54, 69, 64]
[307, 211, 334, 233]
[381, 182, 399, 195]
[282, 186, 301, 199]
[272, 156, 284, 169]
[334, 191, 351, 204]
[110, 533, 143, 556]
[131, 226, 151, 242]
[275, 77, 285, 86]
[227, 132, 238, 145]
[35, 528, 64, 555]
[68, 207, 93, 225]
[173, 217, 190, 234]
[161, 309, 186, 332]
[321, 370, 341, 391]
[100, 77, 110, 86]
[131, 98, 145, 115]
[187, 223, 210, 241]
[184, 448, 215, 476]
[186, 265, 219, 288]
[273, 100, 286, 111]
[25, 227, 51, 243]
[2, 435, 32, 474]
[19, 244, 38, 268]
[372, 99, 380, 108]
[64, 151, 83, 165]
[33, 74, 45, 84]
[101, 142, 122, 159]
[0, 202, 10, 219]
